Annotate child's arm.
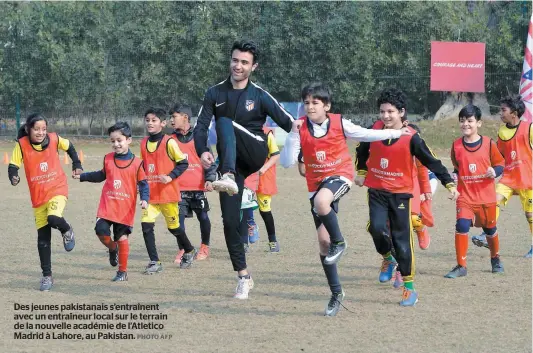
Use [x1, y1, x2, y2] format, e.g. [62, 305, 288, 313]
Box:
[487, 139, 505, 179]
[8, 143, 22, 186]
[137, 163, 149, 209]
[412, 134, 458, 200]
[57, 135, 83, 177]
[342, 118, 408, 142]
[259, 132, 280, 175]
[280, 120, 303, 168]
[77, 170, 105, 182]
[416, 159, 431, 200]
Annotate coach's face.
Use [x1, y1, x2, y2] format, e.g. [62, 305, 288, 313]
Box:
[379, 103, 405, 129]
[230, 50, 257, 83]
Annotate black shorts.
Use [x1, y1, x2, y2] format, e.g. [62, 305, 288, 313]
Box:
[179, 191, 210, 218]
[310, 176, 351, 226]
[95, 218, 132, 242]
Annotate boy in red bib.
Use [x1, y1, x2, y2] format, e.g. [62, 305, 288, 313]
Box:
[140, 108, 195, 272]
[74, 122, 148, 281]
[281, 82, 409, 316]
[8, 113, 82, 291]
[445, 105, 505, 278]
[170, 104, 217, 262]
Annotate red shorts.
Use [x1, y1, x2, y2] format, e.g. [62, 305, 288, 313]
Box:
[456, 200, 497, 228]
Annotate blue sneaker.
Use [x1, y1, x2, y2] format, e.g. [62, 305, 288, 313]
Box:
[444, 265, 467, 278]
[379, 258, 397, 283]
[248, 222, 259, 244]
[399, 287, 418, 307]
[61, 224, 75, 252]
[471, 233, 489, 249]
[525, 246, 533, 258]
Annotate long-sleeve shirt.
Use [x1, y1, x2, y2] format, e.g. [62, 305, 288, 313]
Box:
[194, 77, 294, 156]
[142, 131, 189, 180]
[356, 132, 455, 188]
[280, 116, 403, 168]
[80, 150, 149, 202]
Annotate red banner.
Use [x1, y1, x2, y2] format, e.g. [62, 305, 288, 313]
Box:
[430, 41, 486, 93]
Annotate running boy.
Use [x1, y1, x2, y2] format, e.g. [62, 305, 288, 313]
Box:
[74, 122, 148, 281]
[355, 88, 458, 306]
[472, 95, 532, 257]
[445, 105, 505, 278]
[8, 113, 82, 291]
[141, 108, 195, 271]
[281, 82, 409, 316]
[170, 104, 217, 262]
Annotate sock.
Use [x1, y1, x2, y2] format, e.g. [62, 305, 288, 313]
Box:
[455, 232, 468, 267]
[239, 274, 250, 279]
[141, 222, 159, 262]
[486, 233, 500, 258]
[169, 228, 193, 252]
[320, 255, 342, 293]
[260, 210, 276, 242]
[404, 280, 414, 290]
[37, 226, 52, 277]
[118, 238, 129, 272]
[383, 252, 394, 261]
[318, 210, 344, 243]
[98, 235, 117, 251]
[196, 211, 211, 246]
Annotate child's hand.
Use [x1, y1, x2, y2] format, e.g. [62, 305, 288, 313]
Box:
[291, 120, 304, 133]
[485, 167, 496, 179]
[72, 168, 83, 178]
[452, 173, 458, 183]
[448, 187, 460, 201]
[205, 181, 214, 192]
[10, 175, 20, 186]
[422, 192, 432, 201]
[258, 166, 267, 176]
[354, 176, 365, 187]
[159, 175, 172, 184]
[72, 174, 81, 180]
[139, 200, 148, 209]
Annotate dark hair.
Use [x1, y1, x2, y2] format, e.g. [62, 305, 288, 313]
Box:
[408, 123, 421, 134]
[169, 104, 193, 120]
[231, 40, 259, 64]
[301, 82, 332, 105]
[500, 95, 525, 118]
[144, 107, 167, 121]
[458, 104, 482, 121]
[17, 113, 47, 140]
[377, 88, 408, 121]
[108, 121, 132, 138]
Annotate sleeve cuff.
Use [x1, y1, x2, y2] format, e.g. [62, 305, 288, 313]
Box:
[357, 170, 368, 177]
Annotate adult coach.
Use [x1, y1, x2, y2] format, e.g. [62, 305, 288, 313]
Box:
[194, 40, 294, 299]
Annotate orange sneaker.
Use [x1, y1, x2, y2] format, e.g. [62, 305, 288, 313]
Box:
[416, 227, 431, 250]
[174, 249, 185, 264]
[196, 244, 210, 260]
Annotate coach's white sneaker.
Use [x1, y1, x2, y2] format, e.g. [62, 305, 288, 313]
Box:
[213, 173, 239, 195]
[234, 276, 254, 299]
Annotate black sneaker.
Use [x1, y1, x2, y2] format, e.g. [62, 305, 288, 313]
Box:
[180, 249, 196, 269]
[109, 245, 118, 267]
[112, 271, 128, 282]
[491, 256, 504, 274]
[324, 240, 347, 265]
[325, 290, 345, 317]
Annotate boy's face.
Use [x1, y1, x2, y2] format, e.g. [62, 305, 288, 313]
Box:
[303, 95, 330, 123]
[379, 103, 404, 129]
[459, 116, 481, 138]
[144, 113, 166, 134]
[28, 120, 47, 144]
[109, 131, 132, 154]
[230, 50, 257, 83]
[500, 104, 517, 124]
[170, 112, 189, 132]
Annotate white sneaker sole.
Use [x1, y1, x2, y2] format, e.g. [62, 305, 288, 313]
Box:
[212, 181, 239, 195]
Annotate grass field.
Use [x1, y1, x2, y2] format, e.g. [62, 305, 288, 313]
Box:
[0, 131, 530, 353]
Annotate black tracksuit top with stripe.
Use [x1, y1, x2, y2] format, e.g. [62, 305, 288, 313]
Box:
[194, 77, 294, 156]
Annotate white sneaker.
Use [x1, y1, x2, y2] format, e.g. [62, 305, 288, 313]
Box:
[234, 276, 254, 299]
[212, 173, 239, 195]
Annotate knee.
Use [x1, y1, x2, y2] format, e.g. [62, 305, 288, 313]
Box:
[169, 227, 184, 238]
[141, 222, 154, 234]
[483, 227, 497, 237]
[525, 212, 532, 220]
[94, 220, 110, 237]
[368, 219, 388, 237]
[197, 211, 210, 222]
[455, 218, 471, 234]
[313, 198, 331, 216]
[46, 215, 63, 229]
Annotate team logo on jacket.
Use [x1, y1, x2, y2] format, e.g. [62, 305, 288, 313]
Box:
[245, 100, 255, 111]
[113, 180, 122, 190]
[316, 151, 326, 161]
[148, 164, 155, 173]
[469, 163, 477, 173]
[510, 150, 516, 160]
[39, 162, 48, 172]
[380, 158, 389, 169]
